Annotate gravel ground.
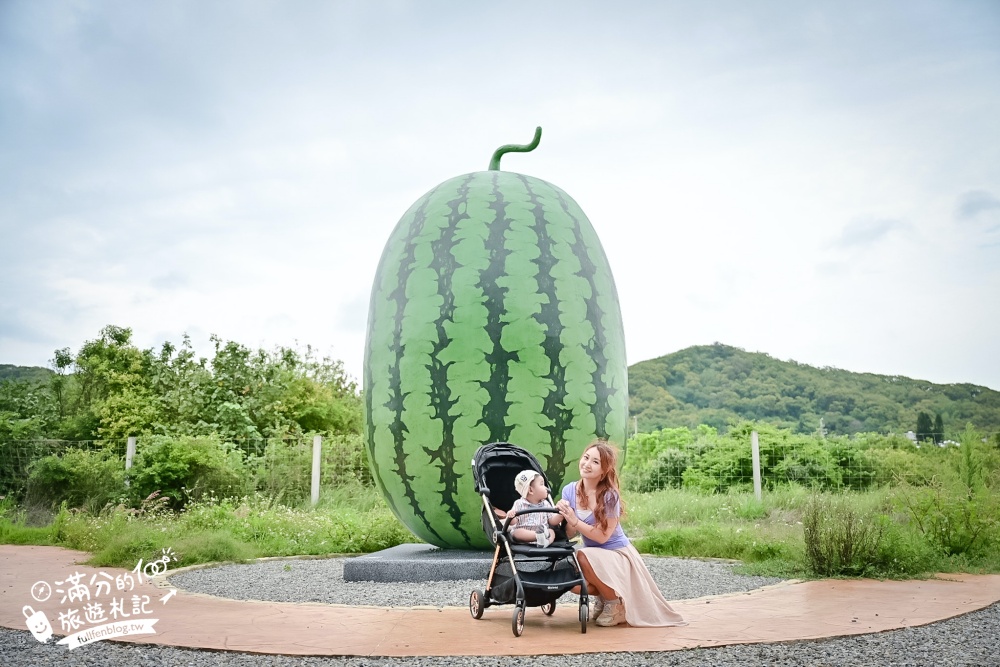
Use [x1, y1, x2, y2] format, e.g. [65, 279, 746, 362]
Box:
[3, 556, 999, 666]
[168, 555, 785, 607]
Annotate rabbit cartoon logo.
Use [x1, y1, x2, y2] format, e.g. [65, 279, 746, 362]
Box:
[23, 605, 53, 643]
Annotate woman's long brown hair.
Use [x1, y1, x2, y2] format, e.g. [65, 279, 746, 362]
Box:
[575, 440, 626, 532]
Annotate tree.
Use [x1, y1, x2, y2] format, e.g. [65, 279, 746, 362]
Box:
[916, 411, 933, 443]
[8, 325, 364, 442]
[0, 378, 56, 439]
[70, 325, 157, 441]
[934, 413, 944, 444]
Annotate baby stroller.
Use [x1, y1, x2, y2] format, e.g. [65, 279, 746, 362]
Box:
[468, 441, 590, 636]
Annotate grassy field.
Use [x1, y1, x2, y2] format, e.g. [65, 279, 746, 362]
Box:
[0, 483, 415, 569]
[5, 422, 997, 578]
[3, 481, 998, 579]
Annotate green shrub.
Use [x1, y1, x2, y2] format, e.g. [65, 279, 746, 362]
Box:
[866, 447, 936, 486]
[825, 439, 879, 490]
[25, 448, 125, 512]
[324, 510, 416, 553]
[893, 426, 1000, 557]
[873, 520, 940, 576]
[894, 481, 1000, 557]
[803, 493, 889, 576]
[621, 422, 990, 495]
[773, 442, 841, 488]
[624, 447, 694, 492]
[130, 435, 250, 508]
[623, 428, 697, 492]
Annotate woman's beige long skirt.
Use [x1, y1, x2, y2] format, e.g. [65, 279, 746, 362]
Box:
[579, 543, 687, 627]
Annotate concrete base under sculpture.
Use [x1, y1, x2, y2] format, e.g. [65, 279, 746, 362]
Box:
[342, 543, 493, 582]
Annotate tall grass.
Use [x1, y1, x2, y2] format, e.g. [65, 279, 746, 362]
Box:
[3, 428, 999, 579]
[0, 483, 416, 569]
[625, 482, 1000, 578]
[624, 486, 809, 576]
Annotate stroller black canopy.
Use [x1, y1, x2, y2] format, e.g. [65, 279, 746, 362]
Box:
[472, 441, 549, 514]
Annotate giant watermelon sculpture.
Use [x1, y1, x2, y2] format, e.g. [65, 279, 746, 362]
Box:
[364, 127, 628, 548]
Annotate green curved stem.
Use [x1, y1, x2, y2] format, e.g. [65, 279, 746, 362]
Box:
[488, 126, 543, 171]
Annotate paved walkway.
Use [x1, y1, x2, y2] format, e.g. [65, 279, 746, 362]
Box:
[3, 545, 1000, 657]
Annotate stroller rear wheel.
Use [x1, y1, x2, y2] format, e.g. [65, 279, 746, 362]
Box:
[469, 589, 485, 620]
[541, 600, 556, 616]
[512, 603, 525, 637]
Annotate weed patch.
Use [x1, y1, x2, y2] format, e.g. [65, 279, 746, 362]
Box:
[803, 494, 889, 576]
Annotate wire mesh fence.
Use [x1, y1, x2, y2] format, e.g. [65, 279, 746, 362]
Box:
[619, 428, 929, 494]
[3, 427, 958, 510]
[0, 435, 372, 508]
[0, 439, 126, 502]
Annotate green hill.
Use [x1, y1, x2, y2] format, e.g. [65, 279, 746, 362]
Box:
[628, 343, 1000, 437]
[0, 364, 53, 384]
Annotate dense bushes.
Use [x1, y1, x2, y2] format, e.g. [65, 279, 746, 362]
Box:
[622, 422, 1000, 577]
[21, 435, 370, 511]
[9, 420, 1000, 579]
[130, 436, 249, 508]
[893, 426, 1000, 558]
[622, 421, 943, 494]
[25, 448, 125, 513]
[1, 325, 363, 444]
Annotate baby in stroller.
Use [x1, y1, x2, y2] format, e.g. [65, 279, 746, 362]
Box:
[505, 469, 564, 548]
[470, 442, 592, 636]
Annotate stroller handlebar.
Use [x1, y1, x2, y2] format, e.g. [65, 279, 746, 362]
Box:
[501, 506, 563, 532]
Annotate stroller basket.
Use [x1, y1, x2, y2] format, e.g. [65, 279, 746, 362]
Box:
[491, 565, 582, 605]
[468, 442, 591, 637]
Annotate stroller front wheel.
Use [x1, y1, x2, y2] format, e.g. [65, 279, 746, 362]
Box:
[469, 589, 485, 619]
[512, 603, 525, 637]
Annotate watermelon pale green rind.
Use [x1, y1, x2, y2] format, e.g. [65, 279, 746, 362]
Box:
[364, 169, 627, 548]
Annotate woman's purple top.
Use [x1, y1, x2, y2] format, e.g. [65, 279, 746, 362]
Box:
[560, 482, 630, 550]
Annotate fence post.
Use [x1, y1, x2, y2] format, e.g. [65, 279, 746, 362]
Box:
[311, 435, 322, 507]
[125, 436, 137, 488]
[751, 430, 762, 501]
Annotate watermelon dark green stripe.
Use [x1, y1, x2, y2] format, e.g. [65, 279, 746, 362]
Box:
[519, 174, 573, 487]
[381, 190, 445, 545]
[475, 172, 519, 442]
[363, 191, 434, 522]
[422, 174, 474, 543]
[557, 187, 616, 440]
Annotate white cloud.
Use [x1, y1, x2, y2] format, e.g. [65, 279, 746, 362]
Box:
[957, 190, 1000, 221]
[834, 219, 913, 249]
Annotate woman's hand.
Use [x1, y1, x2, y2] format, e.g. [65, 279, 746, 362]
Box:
[556, 500, 577, 527]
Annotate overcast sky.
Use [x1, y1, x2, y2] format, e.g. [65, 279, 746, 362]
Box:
[1, 1, 998, 391]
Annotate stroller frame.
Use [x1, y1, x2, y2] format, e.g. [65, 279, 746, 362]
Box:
[468, 442, 590, 636]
